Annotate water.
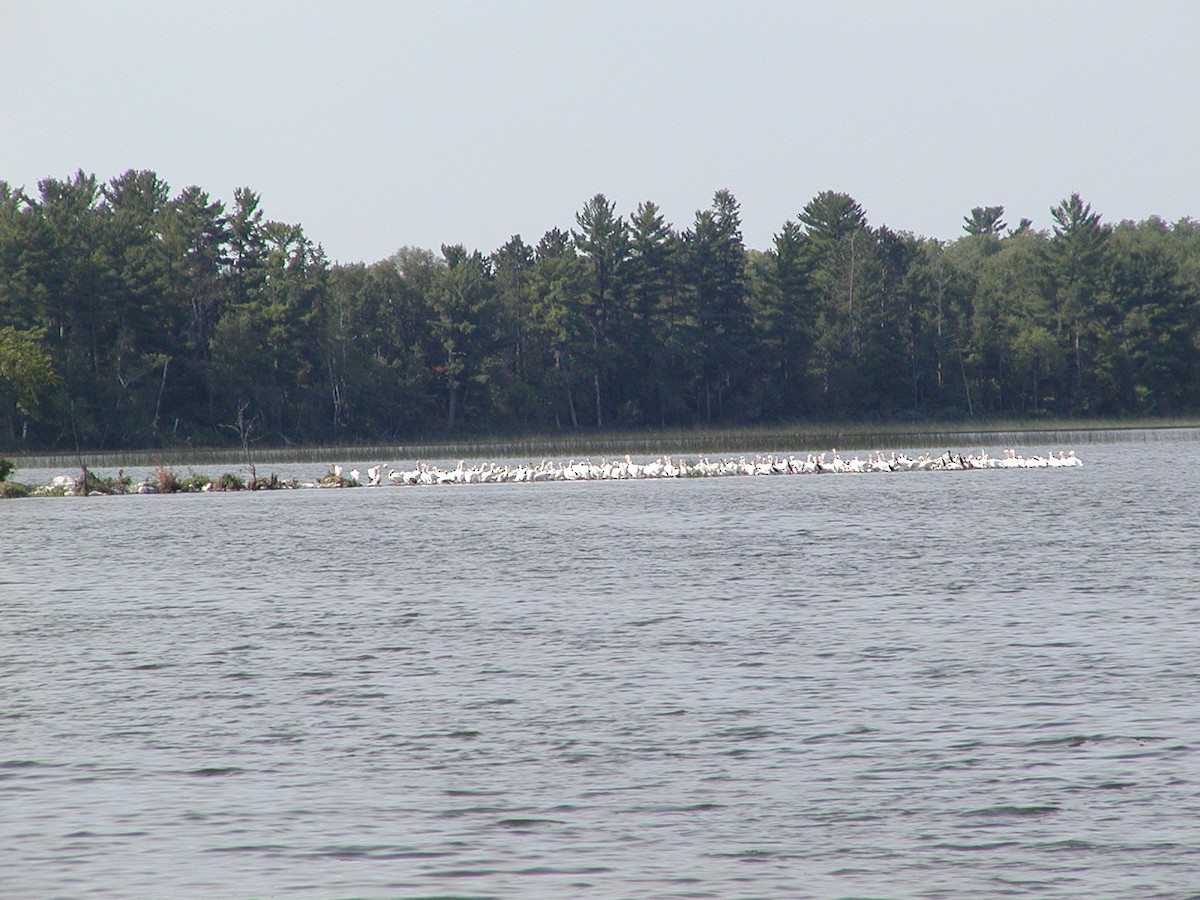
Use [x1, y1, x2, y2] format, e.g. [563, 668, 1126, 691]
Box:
[3, 433, 1199, 898]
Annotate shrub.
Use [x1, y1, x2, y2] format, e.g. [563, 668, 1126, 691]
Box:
[76, 468, 133, 495]
[0, 457, 13, 482]
[212, 472, 245, 491]
[179, 469, 210, 492]
[156, 465, 181, 494]
[318, 469, 356, 487]
[0, 480, 29, 499]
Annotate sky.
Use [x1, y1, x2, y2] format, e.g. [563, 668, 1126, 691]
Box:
[3, 1, 1199, 264]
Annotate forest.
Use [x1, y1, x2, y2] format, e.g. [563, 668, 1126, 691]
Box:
[1, 169, 1198, 451]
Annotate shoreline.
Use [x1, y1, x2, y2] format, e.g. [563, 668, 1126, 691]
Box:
[1, 447, 1086, 498]
[5, 417, 1197, 472]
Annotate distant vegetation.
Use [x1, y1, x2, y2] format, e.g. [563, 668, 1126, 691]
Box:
[1, 170, 1198, 451]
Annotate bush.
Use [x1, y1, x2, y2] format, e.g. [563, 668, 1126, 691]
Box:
[156, 465, 181, 493]
[211, 472, 245, 491]
[179, 469, 210, 492]
[0, 480, 29, 499]
[75, 467, 133, 495]
[318, 469, 357, 488]
[0, 457, 13, 482]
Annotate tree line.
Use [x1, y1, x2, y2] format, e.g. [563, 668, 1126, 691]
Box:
[1, 169, 1198, 450]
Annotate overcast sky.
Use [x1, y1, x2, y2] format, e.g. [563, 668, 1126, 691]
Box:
[3, 1, 1198, 263]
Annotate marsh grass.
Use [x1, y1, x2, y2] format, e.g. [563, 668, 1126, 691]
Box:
[8, 416, 1200, 470]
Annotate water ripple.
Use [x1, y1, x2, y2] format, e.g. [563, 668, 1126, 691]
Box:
[3, 438, 1199, 897]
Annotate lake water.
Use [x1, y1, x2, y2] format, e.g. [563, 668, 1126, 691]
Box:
[3, 433, 1199, 898]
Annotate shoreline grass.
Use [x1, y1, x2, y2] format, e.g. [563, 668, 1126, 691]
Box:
[6, 415, 1199, 470]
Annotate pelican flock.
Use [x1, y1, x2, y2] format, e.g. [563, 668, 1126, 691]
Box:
[316, 448, 1082, 488]
[26, 446, 1083, 496]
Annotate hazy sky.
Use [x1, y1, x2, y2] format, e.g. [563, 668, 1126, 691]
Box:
[3, 1, 1198, 263]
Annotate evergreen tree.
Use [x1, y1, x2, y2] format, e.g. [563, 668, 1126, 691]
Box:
[490, 235, 536, 419]
[4, 168, 1200, 449]
[1045, 193, 1111, 411]
[625, 201, 680, 424]
[750, 220, 816, 418]
[963, 205, 1007, 237]
[526, 228, 587, 429]
[96, 169, 177, 441]
[572, 194, 630, 428]
[680, 190, 751, 422]
[1108, 222, 1198, 413]
[427, 244, 498, 429]
[798, 191, 877, 414]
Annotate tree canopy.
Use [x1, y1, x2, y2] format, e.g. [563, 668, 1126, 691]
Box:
[2, 170, 1199, 450]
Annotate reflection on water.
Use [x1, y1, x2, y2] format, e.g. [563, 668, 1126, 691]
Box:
[2, 431, 1199, 897]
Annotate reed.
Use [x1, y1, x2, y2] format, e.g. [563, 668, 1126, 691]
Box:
[7, 415, 1199, 469]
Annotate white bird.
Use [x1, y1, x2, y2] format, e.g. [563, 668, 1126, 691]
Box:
[352, 444, 1082, 489]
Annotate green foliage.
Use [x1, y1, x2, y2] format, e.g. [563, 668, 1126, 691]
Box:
[211, 472, 245, 491]
[178, 468, 210, 491]
[963, 206, 1007, 237]
[427, 244, 499, 429]
[0, 456, 13, 481]
[73, 467, 134, 495]
[799, 191, 868, 244]
[2, 170, 1199, 450]
[0, 326, 60, 419]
